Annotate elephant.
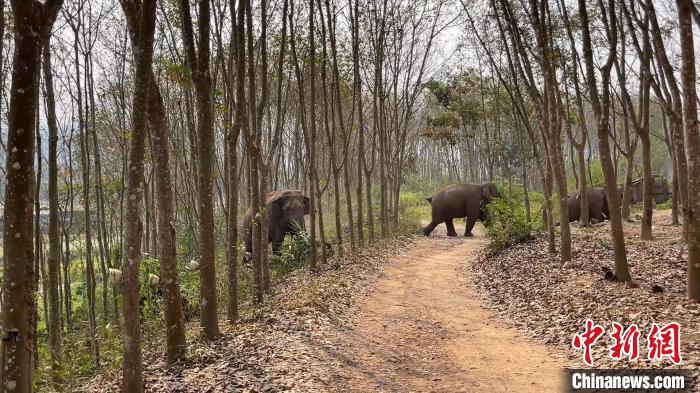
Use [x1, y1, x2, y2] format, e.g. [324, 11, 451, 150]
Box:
[549, 187, 622, 224]
[242, 190, 310, 260]
[422, 182, 501, 237]
[566, 187, 610, 223]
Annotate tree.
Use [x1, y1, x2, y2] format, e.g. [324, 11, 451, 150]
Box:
[178, 0, 220, 339]
[289, 0, 318, 270]
[350, 0, 365, 246]
[42, 39, 62, 385]
[118, 0, 158, 390]
[617, 0, 653, 239]
[579, 0, 631, 282]
[121, 0, 188, 364]
[1, 0, 64, 391]
[676, 0, 700, 300]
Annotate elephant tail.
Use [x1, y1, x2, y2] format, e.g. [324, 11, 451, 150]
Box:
[426, 196, 433, 204]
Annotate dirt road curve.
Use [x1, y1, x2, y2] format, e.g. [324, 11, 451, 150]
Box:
[322, 228, 564, 392]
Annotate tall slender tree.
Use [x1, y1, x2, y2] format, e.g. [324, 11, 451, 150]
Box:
[579, 0, 631, 281]
[42, 40, 62, 385]
[1, 1, 64, 391]
[178, 0, 221, 338]
[118, 0, 158, 390]
[677, 0, 700, 300]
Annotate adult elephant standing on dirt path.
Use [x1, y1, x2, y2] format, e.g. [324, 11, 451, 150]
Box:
[423, 182, 501, 237]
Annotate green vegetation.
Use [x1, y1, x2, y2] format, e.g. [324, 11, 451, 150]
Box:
[270, 228, 312, 277]
[485, 196, 534, 255]
[27, 188, 432, 391]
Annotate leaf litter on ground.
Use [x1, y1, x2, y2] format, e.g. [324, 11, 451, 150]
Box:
[470, 209, 700, 381]
[81, 234, 443, 392]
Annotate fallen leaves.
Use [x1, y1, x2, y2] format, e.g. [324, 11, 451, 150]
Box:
[80, 235, 422, 392]
[470, 210, 700, 380]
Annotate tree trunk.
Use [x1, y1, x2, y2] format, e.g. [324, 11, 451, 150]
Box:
[677, 0, 700, 301]
[177, 0, 221, 338]
[42, 39, 62, 385]
[1, 1, 63, 391]
[73, 21, 100, 369]
[119, 0, 158, 390]
[352, 0, 364, 247]
[579, 0, 631, 282]
[147, 75, 187, 363]
[308, 0, 318, 269]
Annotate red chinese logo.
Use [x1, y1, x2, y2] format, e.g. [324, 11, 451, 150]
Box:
[572, 321, 682, 366]
[647, 322, 682, 364]
[609, 322, 640, 361]
[572, 319, 605, 366]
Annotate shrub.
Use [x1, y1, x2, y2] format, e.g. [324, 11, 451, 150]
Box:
[486, 197, 533, 255]
[270, 228, 312, 276]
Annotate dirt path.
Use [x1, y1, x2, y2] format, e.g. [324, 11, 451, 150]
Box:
[320, 228, 564, 392]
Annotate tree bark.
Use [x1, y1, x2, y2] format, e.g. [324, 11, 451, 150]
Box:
[1, 1, 64, 391]
[119, 0, 158, 390]
[147, 76, 187, 363]
[676, 0, 700, 300]
[579, 0, 631, 282]
[178, 0, 221, 337]
[42, 39, 62, 385]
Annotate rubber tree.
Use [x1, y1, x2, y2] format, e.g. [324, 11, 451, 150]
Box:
[579, 0, 631, 282]
[1, 0, 64, 391]
[676, 0, 700, 300]
[178, 0, 221, 339]
[118, 0, 158, 390]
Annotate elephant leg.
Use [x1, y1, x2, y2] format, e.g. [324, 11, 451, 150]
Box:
[445, 219, 458, 236]
[464, 215, 478, 237]
[243, 229, 253, 262]
[594, 210, 606, 222]
[270, 229, 284, 255]
[422, 219, 441, 236]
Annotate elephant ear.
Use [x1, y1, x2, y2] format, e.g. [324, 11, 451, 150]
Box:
[303, 196, 310, 214]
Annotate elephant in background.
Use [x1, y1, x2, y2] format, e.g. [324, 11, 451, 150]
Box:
[242, 190, 310, 259]
[423, 182, 501, 237]
[549, 187, 621, 225]
[567, 187, 610, 223]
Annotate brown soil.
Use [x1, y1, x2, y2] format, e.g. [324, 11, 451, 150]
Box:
[320, 226, 565, 392]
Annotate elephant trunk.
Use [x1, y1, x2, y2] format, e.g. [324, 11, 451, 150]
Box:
[287, 215, 305, 236]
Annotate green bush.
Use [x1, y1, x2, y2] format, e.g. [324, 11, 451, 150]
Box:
[270, 228, 312, 276]
[486, 197, 533, 255]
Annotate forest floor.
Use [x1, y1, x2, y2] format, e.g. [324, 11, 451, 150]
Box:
[472, 209, 700, 378]
[84, 209, 699, 392]
[83, 224, 564, 392]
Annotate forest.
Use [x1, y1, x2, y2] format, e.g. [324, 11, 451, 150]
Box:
[0, 0, 699, 391]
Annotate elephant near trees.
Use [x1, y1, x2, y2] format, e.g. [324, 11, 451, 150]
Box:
[565, 187, 612, 223]
[242, 190, 310, 259]
[423, 182, 501, 237]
